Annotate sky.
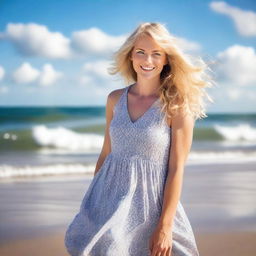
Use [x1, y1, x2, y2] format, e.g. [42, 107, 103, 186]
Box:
[0, 0, 255, 113]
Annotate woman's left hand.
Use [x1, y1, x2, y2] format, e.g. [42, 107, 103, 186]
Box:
[149, 225, 173, 256]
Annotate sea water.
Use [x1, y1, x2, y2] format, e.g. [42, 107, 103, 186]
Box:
[0, 107, 255, 179]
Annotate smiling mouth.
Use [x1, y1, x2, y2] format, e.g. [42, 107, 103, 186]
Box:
[140, 66, 155, 71]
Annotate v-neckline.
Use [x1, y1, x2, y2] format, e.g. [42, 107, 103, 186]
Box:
[125, 84, 160, 125]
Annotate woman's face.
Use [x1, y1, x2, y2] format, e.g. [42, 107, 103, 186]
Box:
[130, 34, 168, 81]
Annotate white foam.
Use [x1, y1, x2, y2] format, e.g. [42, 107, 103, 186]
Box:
[1, 149, 256, 179]
[3, 133, 18, 140]
[214, 123, 256, 141]
[32, 125, 104, 151]
[0, 163, 95, 179]
[188, 150, 256, 164]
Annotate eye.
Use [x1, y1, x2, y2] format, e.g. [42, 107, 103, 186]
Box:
[136, 50, 144, 54]
[154, 53, 161, 56]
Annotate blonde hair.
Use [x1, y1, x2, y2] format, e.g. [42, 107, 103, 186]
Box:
[108, 22, 215, 121]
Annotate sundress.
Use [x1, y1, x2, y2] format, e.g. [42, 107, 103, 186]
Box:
[64, 83, 200, 256]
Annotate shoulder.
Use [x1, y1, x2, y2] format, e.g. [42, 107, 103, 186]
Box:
[107, 87, 127, 109]
[104, 87, 127, 124]
[165, 107, 195, 129]
[172, 107, 195, 129]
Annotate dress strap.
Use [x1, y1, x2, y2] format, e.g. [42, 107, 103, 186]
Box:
[113, 85, 132, 114]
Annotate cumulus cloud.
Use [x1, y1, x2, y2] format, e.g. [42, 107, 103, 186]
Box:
[78, 59, 121, 97]
[38, 64, 63, 86]
[12, 62, 63, 86]
[215, 45, 256, 87]
[79, 60, 113, 87]
[0, 22, 202, 60]
[0, 66, 5, 80]
[12, 62, 40, 84]
[71, 27, 127, 57]
[0, 23, 127, 59]
[82, 60, 111, 80]
[210, 1, 256, 37]
[210, 44, 256, 108]
[175, 37, 201, 53]
[2, 23, 72, 59]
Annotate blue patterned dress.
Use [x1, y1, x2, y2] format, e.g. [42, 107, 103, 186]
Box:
[64, 84, 200, 256]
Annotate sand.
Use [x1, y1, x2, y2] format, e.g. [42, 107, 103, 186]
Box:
[0, 161, 256, 255]
[0, 230, 256, 256]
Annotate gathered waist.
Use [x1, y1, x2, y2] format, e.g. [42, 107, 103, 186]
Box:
[108, 152, 167, 167]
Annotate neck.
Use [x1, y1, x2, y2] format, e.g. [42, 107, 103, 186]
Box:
[133, 77, 161, 97]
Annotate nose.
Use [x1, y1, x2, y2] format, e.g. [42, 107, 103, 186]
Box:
[145, 54, 153, 64]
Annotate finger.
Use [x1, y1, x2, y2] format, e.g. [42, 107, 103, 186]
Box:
[166, 247, 171, 256]
[160, 248, 167, 256]
[160, 250, 166, 256]
[151, 246, 158, 256]
[153, 247, 163, 256]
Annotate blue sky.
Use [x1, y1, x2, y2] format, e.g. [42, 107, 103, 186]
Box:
[0, 0, 255, 112]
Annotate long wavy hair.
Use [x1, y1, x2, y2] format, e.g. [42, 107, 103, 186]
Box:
[108, 22, 215, 121]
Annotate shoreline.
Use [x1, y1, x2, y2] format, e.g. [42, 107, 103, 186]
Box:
[1, 159, 256, 182]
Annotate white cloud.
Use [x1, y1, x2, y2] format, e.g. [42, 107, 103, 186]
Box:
[78, 59, 122, 99]
[1, 22, 202, 61]
[0, 23, 127, 59]
[209, 44, 256, 111]
[0, 66, 5, 80]
[175, 37, 201, 53]
[3, 23, 72, 59]
[215, 45, 256, 87]
[71, 28, 127, 57]
[13, 62, 40, 84]
[210, 1, 256, 37]
[82, 60, 111, 80]
[71, 27, 201, 57]
[38, 64, 63, 86]
[12, 62, 63, 86]
[79, 59, 123, 90]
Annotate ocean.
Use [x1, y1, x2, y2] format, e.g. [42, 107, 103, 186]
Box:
[0, 107, 255, 180]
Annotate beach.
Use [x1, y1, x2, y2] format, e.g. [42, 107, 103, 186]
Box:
[0, 161, 255, 256]
[1, 0, 256, 253]
[1, 230, 256, 256]
[1, 108, 256, 255]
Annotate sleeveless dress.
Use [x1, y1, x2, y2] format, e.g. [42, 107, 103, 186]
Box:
[64, 84, 200, 256]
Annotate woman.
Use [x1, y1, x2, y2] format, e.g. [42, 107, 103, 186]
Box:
[65, 22, 214, 256]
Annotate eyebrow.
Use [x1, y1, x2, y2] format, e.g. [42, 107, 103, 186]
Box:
[135, 48, 162, 52]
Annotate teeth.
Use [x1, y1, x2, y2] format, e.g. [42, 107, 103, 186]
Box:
[141, 66, 154, 71]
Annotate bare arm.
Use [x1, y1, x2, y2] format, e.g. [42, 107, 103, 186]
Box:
[158, 109, 195, 229]
[93, 92, 114, 176]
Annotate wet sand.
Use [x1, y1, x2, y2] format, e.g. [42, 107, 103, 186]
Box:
[0, 161, 256, 255]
